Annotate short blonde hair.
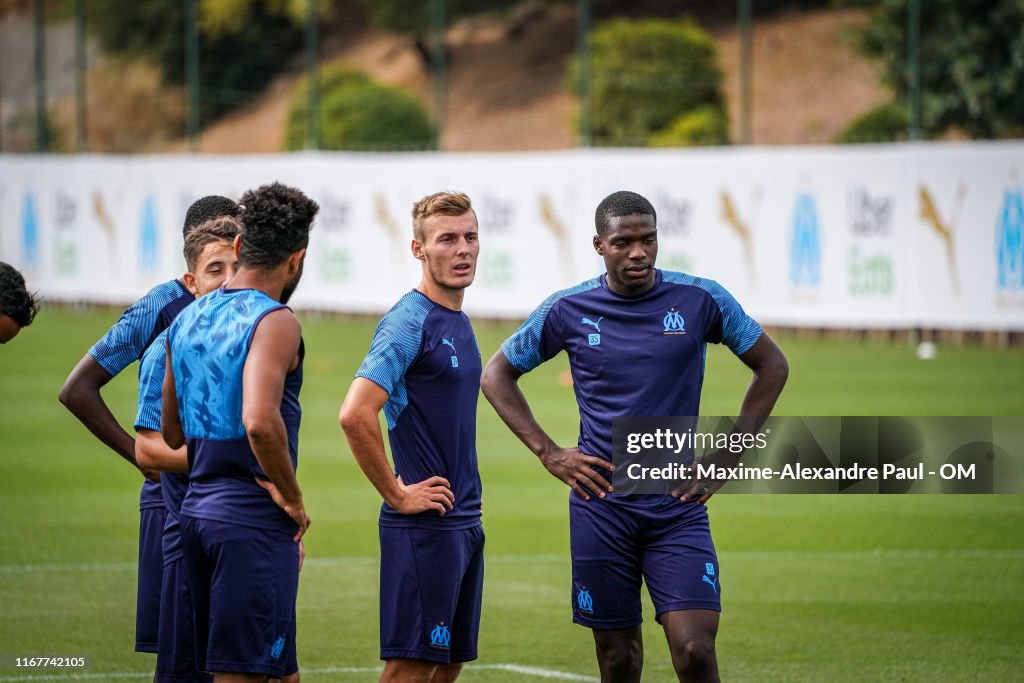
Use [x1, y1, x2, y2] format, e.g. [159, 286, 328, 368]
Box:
[183, 216, 240, 271]
[411, 191, 474, 240]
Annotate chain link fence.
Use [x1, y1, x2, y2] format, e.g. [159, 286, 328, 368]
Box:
[1, 1, 1012, 154]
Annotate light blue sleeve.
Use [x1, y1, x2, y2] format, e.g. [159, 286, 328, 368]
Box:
[703, 279, 763, 356]
[500, 301, 559, 374]
[88, 280, 180, 376]
[500, 277, 601, 373]
[355, 294, 432, 394]
[134, 331, 168, 432]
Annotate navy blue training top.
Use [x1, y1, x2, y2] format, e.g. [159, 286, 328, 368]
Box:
[134, 328, 189, 561]
[501, 269, 763, 463]
[90, 278, 193, 511]
[356, 289, 483, 530]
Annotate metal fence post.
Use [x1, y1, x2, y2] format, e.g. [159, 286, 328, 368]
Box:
[576, 0, 591, 147]
[75, 0, 87, 152]
[184, 0, 200, 151]
[431, 0, 446, 150]
[305, 0, 320, 150]
[33, 0, 48, 152]
[907, 0, 922, 140]
[738, 0, 752, 145]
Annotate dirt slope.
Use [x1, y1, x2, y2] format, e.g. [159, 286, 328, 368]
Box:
[173, 5, 887, 153]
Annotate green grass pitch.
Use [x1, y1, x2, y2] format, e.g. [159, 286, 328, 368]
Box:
[1, 308, 1022, 682]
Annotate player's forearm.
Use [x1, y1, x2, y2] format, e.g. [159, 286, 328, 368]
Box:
[247, 417, 303, 504]
[135, 431, 188, 473]
[161, 352, 185, 449]
[59, 363, 138, 465]
[481, 361, 559, 458]
[737, 333, 789, 419]
[340, 414, 404, 508]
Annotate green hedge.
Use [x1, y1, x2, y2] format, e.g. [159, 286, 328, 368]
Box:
[285, 66, 371, 150]
[284, 67, 434, 151]
[836, 102, 910, 144]
[570, 18, 727, 146]
[649, 106, 730, 147]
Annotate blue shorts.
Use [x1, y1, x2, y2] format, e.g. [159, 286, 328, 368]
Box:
[569, 495, 720, 630]
[136, 506, 167, 653]
[180, 516, 300, 678]
[379, 524, 484, 664]
[156, 551, 211, 683]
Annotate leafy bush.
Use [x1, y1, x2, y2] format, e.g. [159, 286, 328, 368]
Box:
[569, 18, 727, 146]
[285, 72, 434, 151]
[649, 105, 730, 147]
[835, 102, 910, 144]
[284, 66, 371, 150]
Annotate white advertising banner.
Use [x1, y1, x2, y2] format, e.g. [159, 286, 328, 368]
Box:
[1, 143, 1022, 329]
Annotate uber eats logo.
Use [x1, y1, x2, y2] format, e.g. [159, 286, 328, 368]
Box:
[55, 190, 79, 277]
[847, 186, 894, 298]
[320, 248, 352, 283]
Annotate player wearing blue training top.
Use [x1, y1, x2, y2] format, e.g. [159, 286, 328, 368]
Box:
[135, 217, 238, 683]
[162, 182, 317, 683]
[481, 191, 789, 683]
[58, 195, 239, 659]
[340, 191, 483, 683]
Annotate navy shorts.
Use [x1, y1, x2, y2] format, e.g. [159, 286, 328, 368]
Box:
[136, 506, 167, 653]
[569, 495, 720, 630]
[156, 553, 212, 683]
[180, 516, 300, 678]
[379, 524, 484, 664]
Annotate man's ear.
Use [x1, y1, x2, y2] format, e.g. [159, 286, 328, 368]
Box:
[182, 272, 199, 296]
[411, 238, 425, 261]
[289, 248, 307, 272]
[232, 234, 243, 259]
[593, 234, 604, 255]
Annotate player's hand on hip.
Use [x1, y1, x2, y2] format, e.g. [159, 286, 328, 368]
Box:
[540, 447, 614, 501]
[673, 449, 739, 505]
[298, 539, 306, 573]
[283, 502, 311, 542]
[394, 474, 455, 516]
[256, 477, 311, 541]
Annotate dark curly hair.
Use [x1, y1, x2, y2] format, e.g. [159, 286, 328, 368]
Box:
[0, 262, 39, 328]
[238, 182, 319, 268]
[594, 191, 657, 236]
[183, 195, 239, 238]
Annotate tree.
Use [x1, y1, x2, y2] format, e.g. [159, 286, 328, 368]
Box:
[854, 0, 1024, 139]
[569, 18, 727, 146]
[85, 0, 305, 122]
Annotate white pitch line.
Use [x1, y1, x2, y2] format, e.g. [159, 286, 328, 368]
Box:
[475, 663, 598, 681]
[0, 663, 596, 682]
[0, 562, 135, 575]
[0, 673, 144, 682]
[2, 548, 1022, 575]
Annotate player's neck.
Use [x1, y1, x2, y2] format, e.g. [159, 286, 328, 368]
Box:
[227, 266, 286, 302]
[416, 278, 465, 311]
